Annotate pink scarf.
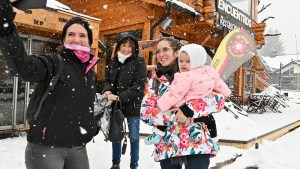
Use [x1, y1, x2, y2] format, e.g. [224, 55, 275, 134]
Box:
[85, 57, 99, 74]
[65, 44, 91, 63]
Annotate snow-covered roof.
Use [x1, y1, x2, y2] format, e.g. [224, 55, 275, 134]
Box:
[46, 0, 102, 22]
[261, 55, 299, 69]
[165, 0, 200, 16]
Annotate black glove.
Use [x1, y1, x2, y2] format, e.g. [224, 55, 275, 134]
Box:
[194, 115, 217, 138]
[179, 104, 193, 117]
[0, 0, 16, 37]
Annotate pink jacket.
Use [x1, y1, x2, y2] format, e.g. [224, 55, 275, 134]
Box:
[157, 65, 231, 111]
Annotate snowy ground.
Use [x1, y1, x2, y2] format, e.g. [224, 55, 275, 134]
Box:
[1, 89, 300, 169]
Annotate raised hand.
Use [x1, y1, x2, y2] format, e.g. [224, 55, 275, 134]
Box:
[0, 0, 15, 36]
[9, 0, 24, 14]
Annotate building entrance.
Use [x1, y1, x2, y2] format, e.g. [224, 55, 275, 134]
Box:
[0, 34, 60, 130]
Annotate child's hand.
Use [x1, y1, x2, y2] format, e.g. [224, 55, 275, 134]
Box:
[157, 106, 161, 112]
[173, 109, 188, 123]
[186, 117, 194, 125]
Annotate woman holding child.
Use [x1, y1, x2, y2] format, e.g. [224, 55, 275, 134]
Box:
[140, 37, 228, 169]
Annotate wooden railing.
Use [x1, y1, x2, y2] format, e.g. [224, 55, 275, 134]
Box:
[256, 76, 270, 91]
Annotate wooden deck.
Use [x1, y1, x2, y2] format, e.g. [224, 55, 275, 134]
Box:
[219, 120, 300, 149]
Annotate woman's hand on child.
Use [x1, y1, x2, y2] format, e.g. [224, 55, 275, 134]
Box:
[186, 117, 193, 125]
[157, 106, 161, 112]
[173, 109, 188, 123]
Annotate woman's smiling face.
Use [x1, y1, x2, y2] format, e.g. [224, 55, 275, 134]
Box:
[63, 24, 89, 47]
[155, 40, 178, 67]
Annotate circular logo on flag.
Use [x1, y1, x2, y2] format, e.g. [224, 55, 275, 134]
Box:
[226, 29, 255, 59]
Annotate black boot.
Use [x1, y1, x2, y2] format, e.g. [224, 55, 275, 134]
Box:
[110, 164, 120, 169]
[130, 164, 138, 169]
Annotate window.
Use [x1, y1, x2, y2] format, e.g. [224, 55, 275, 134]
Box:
[227, 0, 251, 15]
[282, 67, 294, 77]
[245, 70, 255, 94]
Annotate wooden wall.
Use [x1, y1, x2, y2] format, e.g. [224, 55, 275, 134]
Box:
[14, 9, 100, 51]
[57, 0, 268, 95]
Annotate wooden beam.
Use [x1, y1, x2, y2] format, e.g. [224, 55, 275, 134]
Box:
[74, 1, 141, 16]
[98, 15, 148, 31]
[219, 120, 300, 149]
[58, 0, 120, 9]
[141, 0, 166, 7]
[14, 9, 100, 51]
[143, 21, 151, 41]
[193, 0, 204, 6]
[100, 23, 144, 37]
[93, 6, 148, 21]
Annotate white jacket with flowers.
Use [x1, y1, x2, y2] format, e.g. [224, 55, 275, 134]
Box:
[140, 74, 225, 161]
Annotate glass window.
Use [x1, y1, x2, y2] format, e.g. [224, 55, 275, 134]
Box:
[282, 67, 294, 77]
[290, 67, 294, 75]
[227, 0, 251, 15]
[245, 70, 254, 94]
[282, 70, 289, 76]
[31, 40, 60, 55]
[225, 73, 235, 94]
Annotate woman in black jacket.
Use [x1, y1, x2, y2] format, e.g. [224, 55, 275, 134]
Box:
[0, 1, 98, 169]
[103, 32, 147, 169]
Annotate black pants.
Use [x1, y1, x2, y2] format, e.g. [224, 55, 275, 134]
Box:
[160, 154, 210, 169]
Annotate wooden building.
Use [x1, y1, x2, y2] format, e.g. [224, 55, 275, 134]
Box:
[0, 5, 100, 130]
[58, 0, 269, 98]
[0, 0, 269, 131]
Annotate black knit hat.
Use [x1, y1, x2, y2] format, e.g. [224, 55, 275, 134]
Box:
[61, 17, 93, 46]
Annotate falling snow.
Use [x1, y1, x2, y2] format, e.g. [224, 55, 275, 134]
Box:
[79, 127, 87, 135]
[3, 23, 9, 28]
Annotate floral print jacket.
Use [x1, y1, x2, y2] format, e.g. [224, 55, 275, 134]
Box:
[140, 74, 225, 161]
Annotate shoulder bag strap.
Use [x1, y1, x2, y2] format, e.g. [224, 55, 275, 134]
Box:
[33, 57, 65, 120]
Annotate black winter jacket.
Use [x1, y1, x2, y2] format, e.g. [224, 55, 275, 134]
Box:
[0, 31, 98, 147]
[103, 55, 147, 117]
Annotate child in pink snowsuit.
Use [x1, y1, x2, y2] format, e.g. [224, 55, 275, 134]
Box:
[145, 44, 231, 146]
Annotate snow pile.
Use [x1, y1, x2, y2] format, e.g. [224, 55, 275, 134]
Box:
[46, 0, 101, 21]
[260, 85, 279, 96]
